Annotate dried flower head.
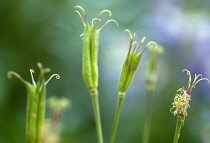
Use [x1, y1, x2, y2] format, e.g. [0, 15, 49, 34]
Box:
[171, 69, 209, 120]
[171, 88, 191, 119]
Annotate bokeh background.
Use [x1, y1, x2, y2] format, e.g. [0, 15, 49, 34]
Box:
[1, 0, 210, 143]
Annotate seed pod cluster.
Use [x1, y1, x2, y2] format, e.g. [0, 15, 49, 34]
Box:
[75, 6, 118, 89]
[118, 29, 157, 93]
[8, 63, 60, 143]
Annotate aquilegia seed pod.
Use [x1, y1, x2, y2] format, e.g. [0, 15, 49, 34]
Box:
[146, 44, 164, 90]
[8, 63, 60, 143]
[118, 29, 157, 93]
[75, 6, 118, 90]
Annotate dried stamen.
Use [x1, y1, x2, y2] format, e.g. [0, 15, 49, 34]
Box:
[171, 88, 191, 119]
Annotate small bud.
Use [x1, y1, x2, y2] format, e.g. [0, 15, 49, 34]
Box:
[75, 6, 118, 89]
[118, 29, 157, 93]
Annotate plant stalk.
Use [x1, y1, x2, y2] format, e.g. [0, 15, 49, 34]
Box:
[110, 92, 125, 143]
[90, 89, 103, 143]
[173, 118, 183, 143]
[143, 88, 153, 143]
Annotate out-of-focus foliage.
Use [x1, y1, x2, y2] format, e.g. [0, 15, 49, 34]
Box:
[0, 0, 210, 143]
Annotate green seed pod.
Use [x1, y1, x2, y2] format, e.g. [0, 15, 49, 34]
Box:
[26, 82, 37, 143]
[75, 6, 118, 89]
[118, 29, 157, 93]
[7, 63, 60, 143]
[146, 44, 164, 90]
[90, 29, 100, 88]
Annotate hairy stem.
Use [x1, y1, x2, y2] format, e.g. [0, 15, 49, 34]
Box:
[110, 92, 125, 143]
[90, 90, 103, 143]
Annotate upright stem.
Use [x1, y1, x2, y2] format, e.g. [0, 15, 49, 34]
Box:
[110, 92, 125, 143]
[90, 89, 103, 143]
[143, 88, 153, 143]
[173, 118, 183, 143]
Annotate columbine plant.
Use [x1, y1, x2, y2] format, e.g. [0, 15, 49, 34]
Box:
[143, 44, 163, 143]
[75, 5, 118, 143]
[110, 29, 157, 143]
[7, 63, 60, 143]
[171, 69, 209, 143]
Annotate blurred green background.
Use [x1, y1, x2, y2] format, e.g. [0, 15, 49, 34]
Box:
[1, 0, 210, 143]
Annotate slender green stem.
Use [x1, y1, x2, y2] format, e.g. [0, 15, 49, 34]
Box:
[110, 92, 125, 143]
[143, 88, 153, 143]
[173, 118, 183, 143]
[90, 89, 103, 143]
